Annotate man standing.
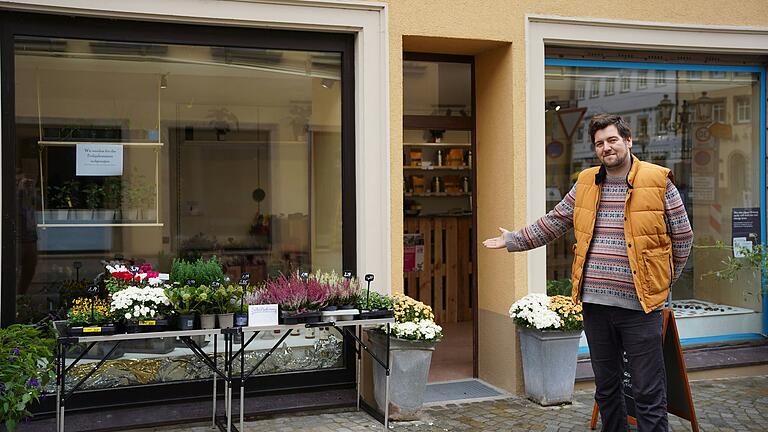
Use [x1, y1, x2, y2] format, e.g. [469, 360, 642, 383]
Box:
[483, 114, 692, 431]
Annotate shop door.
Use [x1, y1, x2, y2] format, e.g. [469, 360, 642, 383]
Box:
[402, 53, 477, 381]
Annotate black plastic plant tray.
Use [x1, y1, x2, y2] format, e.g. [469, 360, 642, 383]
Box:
[67, 324, 117, 337]
[356, 309, 394, 320]
[279, 311, 322, 325]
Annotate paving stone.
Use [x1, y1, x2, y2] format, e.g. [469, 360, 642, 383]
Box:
[134, 375, 768, 432]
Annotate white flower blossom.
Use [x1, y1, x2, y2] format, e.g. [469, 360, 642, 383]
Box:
[508, 293, 561, 330]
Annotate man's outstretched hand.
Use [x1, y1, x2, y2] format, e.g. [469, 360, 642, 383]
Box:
[482, 227, 510, 249]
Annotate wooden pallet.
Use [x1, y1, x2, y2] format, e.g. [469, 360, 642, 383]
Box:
[404, 216, 473, 324]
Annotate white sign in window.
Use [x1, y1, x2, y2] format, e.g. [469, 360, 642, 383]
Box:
[76, 144, 124, 176]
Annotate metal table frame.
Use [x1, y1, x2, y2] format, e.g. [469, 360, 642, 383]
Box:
[54, 318, 392, 432]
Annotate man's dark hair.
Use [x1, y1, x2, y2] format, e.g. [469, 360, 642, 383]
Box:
[588, 114, 632, 146]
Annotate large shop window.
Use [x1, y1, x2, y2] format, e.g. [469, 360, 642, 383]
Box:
[11, 32, 349, 389]
[544, 60, 765, 340]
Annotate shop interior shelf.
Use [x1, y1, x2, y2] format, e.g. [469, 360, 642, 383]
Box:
[403, 142, 471, 147]
[404, 165, 471, 171]
[405, 192, 471, 197]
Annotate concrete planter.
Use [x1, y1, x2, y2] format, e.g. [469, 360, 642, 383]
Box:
[366, 329, 437, 420]
[518, 327, 582, 406]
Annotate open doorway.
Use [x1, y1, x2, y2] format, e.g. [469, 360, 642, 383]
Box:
[402, 53, 476, 382]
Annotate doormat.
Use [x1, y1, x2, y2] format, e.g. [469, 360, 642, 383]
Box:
[424, 379, 504, 403]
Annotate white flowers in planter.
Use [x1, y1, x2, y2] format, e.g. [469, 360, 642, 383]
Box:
[509, 293, 562, 330]
[391, 319, 443, 341]
[111, 286, 170, 320]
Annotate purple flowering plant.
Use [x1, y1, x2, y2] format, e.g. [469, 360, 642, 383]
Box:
[0, 324, 55, 431]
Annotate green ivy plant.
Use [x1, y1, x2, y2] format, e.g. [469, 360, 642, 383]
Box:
[0, 325, 56, 431]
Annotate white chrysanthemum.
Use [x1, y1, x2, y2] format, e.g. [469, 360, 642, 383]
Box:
[508, 294, 561, 330]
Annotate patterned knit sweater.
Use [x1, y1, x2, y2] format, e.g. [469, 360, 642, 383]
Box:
[504, 175, 693, 310]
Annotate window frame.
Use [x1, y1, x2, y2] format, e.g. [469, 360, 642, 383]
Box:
[1, 10, 358, 412]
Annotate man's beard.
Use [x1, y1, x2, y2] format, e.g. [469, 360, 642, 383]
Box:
[601, 153, 626, 168]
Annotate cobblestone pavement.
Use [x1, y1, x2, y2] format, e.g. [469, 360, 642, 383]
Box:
[139, 375, 767, 431]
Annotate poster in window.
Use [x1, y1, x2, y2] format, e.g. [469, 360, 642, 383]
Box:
[404, 234, 424, 272]
[731, 207, 760, 257]
[76, 144, 124, 176]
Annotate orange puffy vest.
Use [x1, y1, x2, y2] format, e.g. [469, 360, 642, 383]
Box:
[571, 155, 673, 313]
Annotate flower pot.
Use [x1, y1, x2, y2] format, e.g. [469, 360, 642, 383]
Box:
[217, 313, 234, 329]
[518, 327, 582, 406]
[356, 309, 394, 320]
[143, 208, 158, 222]
[200, 313, 216, 329]
[177, 314, 196, 330]
[321, 309, 359, 321]
[279, 310, 322, 324]
[67, 323, 117, 336]
[122, 207, 141, 221]
[366, 329, 437, 420]
[234, 312, 248, 327]
[71, 209, 93, 221]
[93, 209, 116, 221]
[124, 319, 170, 333]
[51, 209, 70, 221]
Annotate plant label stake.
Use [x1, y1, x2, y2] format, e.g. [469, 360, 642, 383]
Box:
[186, 278, 196, 287]
[239, 278, 248, 311]
[73, 261, 82, 281]
[87, 284, 99, 322]
[364, 274, 374, 310]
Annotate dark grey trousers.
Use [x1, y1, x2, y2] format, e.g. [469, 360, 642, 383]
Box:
[583, 302, 668, 432]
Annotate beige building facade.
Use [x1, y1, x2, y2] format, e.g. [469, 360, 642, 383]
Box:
[1, 0, 766, 403]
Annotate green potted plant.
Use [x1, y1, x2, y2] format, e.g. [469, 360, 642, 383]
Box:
[195, 285, 216, 329]
[122, 170, 153, 221]
[212, 284, 243, 328]
[166, 284, 201, 330]
[170, 256, 226, 287]
[102, 177, 122, 220]
[0, 324, 56, 431]
[82, 183, 104, 221]
[47, 184, 71, 221]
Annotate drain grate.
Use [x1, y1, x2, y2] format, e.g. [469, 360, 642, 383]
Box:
[424, 379, 503, 403]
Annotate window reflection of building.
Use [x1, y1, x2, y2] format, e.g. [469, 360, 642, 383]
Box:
[589, 79, 600, 98]
[545, 58, 763, 345]
[620, 72, 631, 92]
[637, 70, 647, 89]
[576, 82, 585, 100]
[735, 96, 751, 122]
[713, 103, 726, 122]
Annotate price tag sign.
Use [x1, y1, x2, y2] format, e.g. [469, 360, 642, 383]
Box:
[242, 272, 250, 280]
[343, 271, 352, 279]
[248, 304, 278, 326]
[365, 274, 374, 282]
[239, 279, 248, 287]
[186, 279, 196, 286]
[138, 320, 156, 326]
[83, 327, 102, 333]
[300, 272, 309, 281]
[87, 285, 99, 295]
[211, 280, 221, 288]
[130, 266, 140, 273]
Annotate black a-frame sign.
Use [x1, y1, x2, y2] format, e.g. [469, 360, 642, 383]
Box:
[590, 308, 700, 431]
